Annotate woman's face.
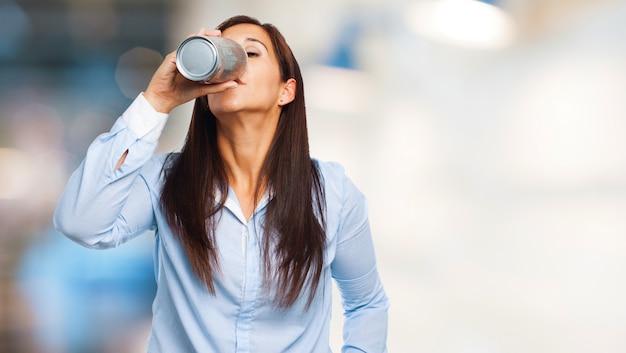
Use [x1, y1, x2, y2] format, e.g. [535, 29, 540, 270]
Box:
[207, 23, 287, 118]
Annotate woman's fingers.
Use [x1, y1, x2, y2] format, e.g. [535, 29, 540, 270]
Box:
[202, 29, 222, 37]
[187, 28, 222, 38]
[196, 80, 238, 96]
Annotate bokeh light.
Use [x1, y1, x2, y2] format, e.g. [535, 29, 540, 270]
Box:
[406, 0, 517, 49]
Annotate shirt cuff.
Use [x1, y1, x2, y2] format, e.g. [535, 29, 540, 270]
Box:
[121, 92, 169, 142]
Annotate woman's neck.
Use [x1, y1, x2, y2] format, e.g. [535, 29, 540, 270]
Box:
[216, 112, 278, 219]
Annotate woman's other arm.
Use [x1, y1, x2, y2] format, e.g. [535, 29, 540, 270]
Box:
[331, 171, 390, 353]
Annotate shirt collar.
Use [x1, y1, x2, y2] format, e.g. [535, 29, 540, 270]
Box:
[218, 186, 273, 224]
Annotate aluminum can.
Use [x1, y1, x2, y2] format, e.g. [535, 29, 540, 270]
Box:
[175, 36, 247, 84]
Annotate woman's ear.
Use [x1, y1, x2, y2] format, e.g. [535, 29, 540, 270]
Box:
[278, 78, 296, 106]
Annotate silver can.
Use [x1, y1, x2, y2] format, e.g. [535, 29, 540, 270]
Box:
[175, 36, 248, 84]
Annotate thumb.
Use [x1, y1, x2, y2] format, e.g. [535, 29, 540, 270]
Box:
[196, 80, 239, 97]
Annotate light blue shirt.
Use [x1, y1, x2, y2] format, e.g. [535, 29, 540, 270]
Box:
[54, 94, 389, 353]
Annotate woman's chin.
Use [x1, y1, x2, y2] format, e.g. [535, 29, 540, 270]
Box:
[208, 99, 243, 116]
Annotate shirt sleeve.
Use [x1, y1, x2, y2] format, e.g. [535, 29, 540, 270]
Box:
[122, 92, 169, 141]
[53, 93, 169, 249]
[330, 170, 390, 353]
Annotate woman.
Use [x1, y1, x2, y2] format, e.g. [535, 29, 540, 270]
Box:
[54, 15, 389, 352]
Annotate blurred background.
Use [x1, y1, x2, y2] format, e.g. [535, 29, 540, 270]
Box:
[2, 0, 626, 352]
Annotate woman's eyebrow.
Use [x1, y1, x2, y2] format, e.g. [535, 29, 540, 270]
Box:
[244, 37, 268, 51]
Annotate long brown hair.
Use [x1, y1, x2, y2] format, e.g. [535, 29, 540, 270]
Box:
[160, 15, 326, 309]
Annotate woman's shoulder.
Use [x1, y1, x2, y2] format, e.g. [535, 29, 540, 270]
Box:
[312, 158, 362, 200]
[313, 158, 347, 183]
[312, 159, 368, 233]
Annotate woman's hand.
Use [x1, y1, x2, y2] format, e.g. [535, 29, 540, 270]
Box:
[143, 28, 238, 114]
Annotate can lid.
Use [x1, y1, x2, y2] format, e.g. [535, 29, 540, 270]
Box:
[176, 37, 218, 81]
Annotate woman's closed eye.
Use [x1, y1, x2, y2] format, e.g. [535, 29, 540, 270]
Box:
[247, 51, 260, 57]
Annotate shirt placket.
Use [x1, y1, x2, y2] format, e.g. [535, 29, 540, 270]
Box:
[235, 220, 260, 353]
